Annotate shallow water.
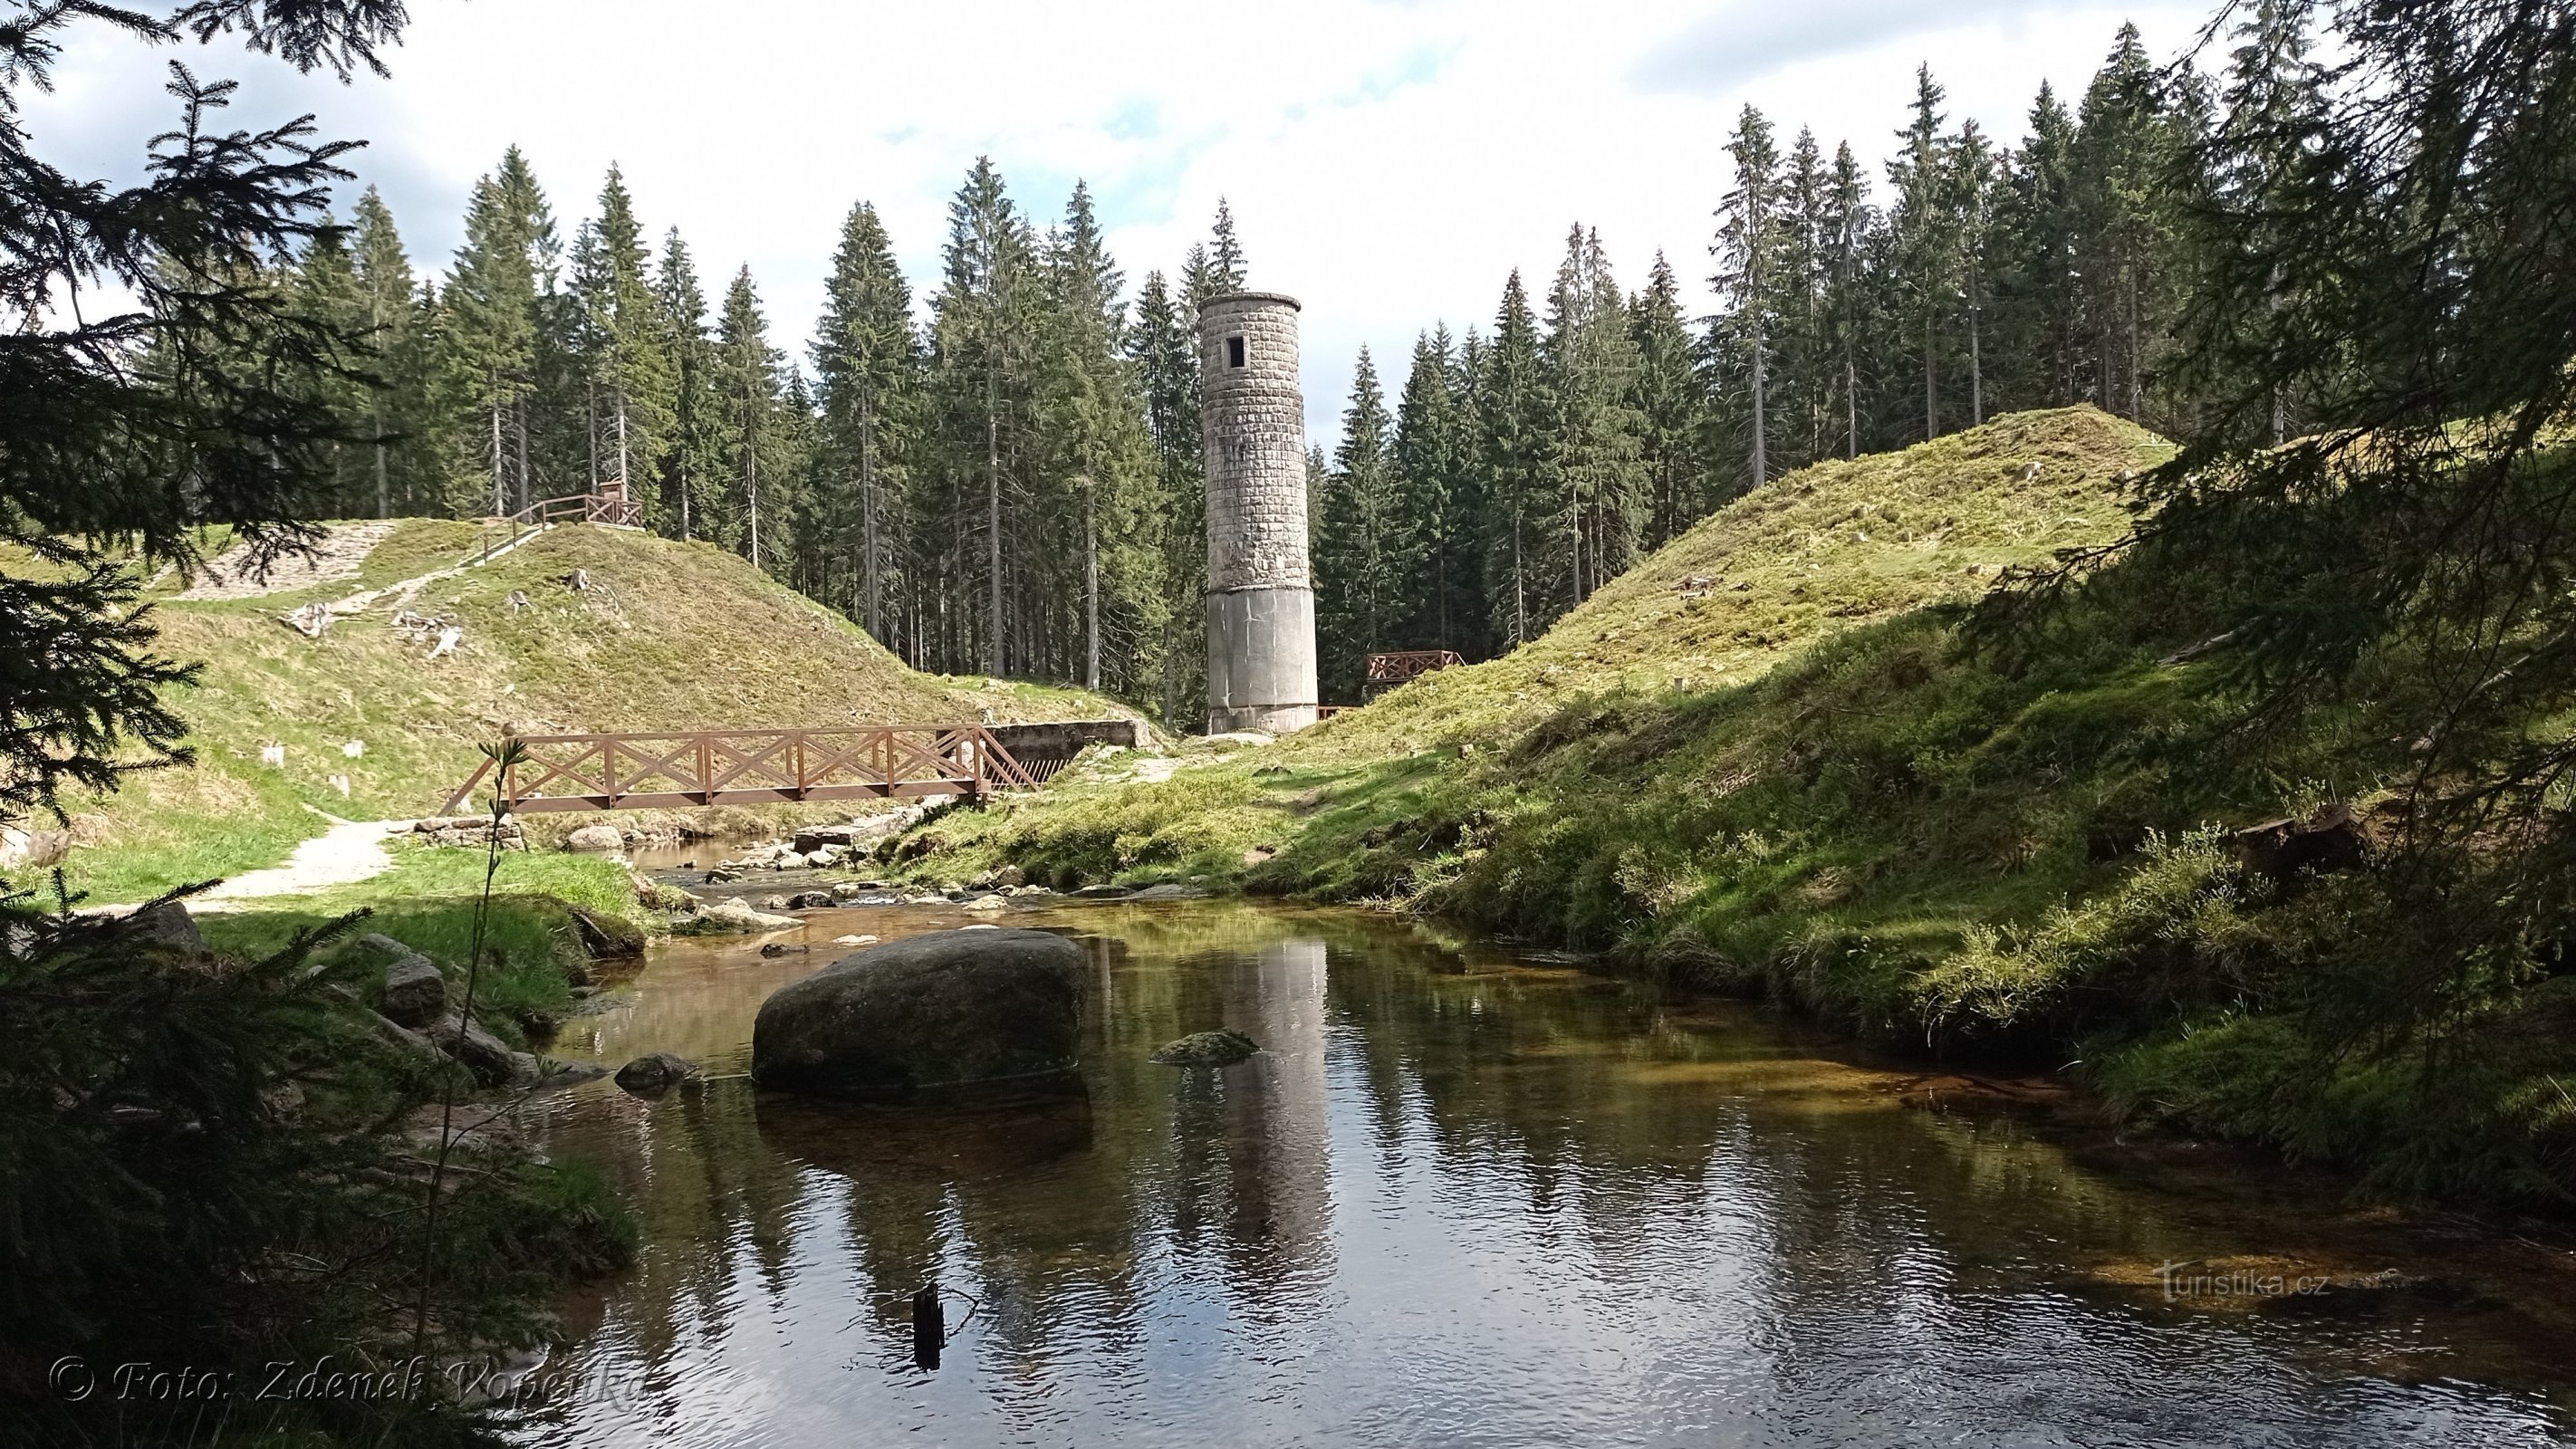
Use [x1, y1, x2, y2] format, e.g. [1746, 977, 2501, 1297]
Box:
[513, 902, 2576, 1447]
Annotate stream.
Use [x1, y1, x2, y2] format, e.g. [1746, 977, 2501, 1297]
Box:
[508, 897, 2576, 1447]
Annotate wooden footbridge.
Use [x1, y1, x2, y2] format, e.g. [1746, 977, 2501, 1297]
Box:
[439, 720, 1136, 816]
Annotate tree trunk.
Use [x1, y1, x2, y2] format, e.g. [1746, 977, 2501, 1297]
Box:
[374, 420, 389, 521]
[2126, 261, 2144, 420]
[985, 358, 1003, 678]
[860, 389, 881, 639]
[1084, 479, 1101, 692]
[746, 433, 761, 569]
[1750, 318, 1769, 486]
[1922, 315, 1938, 441]
[514, 403, 532, 513]
[489, 405, 505, 515]
[1968, 300, 1985, 426]
[1845, 352, 1859, 459]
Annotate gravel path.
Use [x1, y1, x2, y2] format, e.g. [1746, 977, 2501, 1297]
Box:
[193, 815, 413, 911]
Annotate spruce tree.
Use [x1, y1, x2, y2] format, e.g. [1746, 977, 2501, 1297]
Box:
[1031, 181, 1158, 693]
[655, 230, 725, 542]
[288, 220, 370, 513]
[1994, 83, 2084, 411]
[712, 266, 784, 566]
[2070, 24, 2182, 421]
[1950, 120, 1998, 426]
[1777, 128, 1833, 469]
[1391, 326, 1481, 656]
[929, 158, 1037, 675]
[583, 167, 677, 513]
[1887, 67, 1956, 441]
[1315, 347, 1399, 700]
[1207, 197, 1249, 291]
[2205, 0, 2331, 443]
[1129, 268, 1206, 723]
[813, 201, 922, 641]
[1629, 254, 1706, 548]
[1821, 140, 1875, 458]
[1716, 107, 1785, 488]
[1477, 272, 1551, 648]
[1540, 226, 1644, 614]
[347, 187, 430, 518]
[444, 158, 543, 513]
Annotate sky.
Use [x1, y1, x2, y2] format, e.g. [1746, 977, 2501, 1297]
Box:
[29, 0, 2217, 450]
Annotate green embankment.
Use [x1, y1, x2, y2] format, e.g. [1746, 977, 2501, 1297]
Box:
[62, 519, 1126, 903]
[194, 848, 659, 1048]
[897, 405, 2576, 1209]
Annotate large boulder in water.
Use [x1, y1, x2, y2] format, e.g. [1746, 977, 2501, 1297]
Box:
[751, 928, 1086, 1099]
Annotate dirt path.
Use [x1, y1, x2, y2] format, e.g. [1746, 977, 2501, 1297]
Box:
[179, 522, 399, 600]
[193, 815, 412, 911]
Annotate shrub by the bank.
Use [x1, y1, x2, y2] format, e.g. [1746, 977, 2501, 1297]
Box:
[0, 894, 633, 1446]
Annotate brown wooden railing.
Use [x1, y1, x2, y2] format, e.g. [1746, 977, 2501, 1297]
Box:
[439, 724, 1043, 816]
[466, 490, 646, 566]
[1364, 649, 1465, 696]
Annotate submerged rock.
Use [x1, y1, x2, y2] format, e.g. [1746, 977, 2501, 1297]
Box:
[751, 928, 1086, 1099]
[672, 896, 803, 935]
[615, 1051, 697, 1095]
[1150, 1030, 1259, 1068]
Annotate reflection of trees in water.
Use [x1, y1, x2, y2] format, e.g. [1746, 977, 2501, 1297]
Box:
[546, 1080, 812, 1367]
[537, 905, 2576, 1431]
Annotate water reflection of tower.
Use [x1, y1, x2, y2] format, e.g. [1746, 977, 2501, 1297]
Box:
[1211, 937, 1335, 1301]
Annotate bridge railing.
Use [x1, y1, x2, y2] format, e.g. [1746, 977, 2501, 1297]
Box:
[466, 491, 646, 566]
[439, 724, 1043, 816]
[1363, 649, 1466, 696]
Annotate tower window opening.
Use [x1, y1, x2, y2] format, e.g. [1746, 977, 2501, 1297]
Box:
[1227, 336, 1246, 369]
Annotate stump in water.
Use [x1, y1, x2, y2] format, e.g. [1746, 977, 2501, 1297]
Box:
[911, 1281, 944, 1369]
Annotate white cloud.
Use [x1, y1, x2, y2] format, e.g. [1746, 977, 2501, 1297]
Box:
[25, 0, 2215, 448]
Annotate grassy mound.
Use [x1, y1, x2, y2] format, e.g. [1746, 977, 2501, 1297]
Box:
[904, 405, 2172, 895]
[58, 521, 1126, 901]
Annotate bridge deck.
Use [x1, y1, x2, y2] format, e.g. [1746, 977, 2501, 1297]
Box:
[440, 724, 1046, 816]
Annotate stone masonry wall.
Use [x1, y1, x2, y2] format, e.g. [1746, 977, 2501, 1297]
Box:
[1199, 293, 1309, 590]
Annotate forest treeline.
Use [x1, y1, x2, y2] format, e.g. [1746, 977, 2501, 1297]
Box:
[274, 14, 2295, 714]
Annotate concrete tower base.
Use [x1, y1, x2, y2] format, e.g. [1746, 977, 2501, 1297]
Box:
[1207, 585, 1319, 734]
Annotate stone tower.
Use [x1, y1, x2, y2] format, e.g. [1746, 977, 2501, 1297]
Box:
[1197, 291, 1319, 734]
